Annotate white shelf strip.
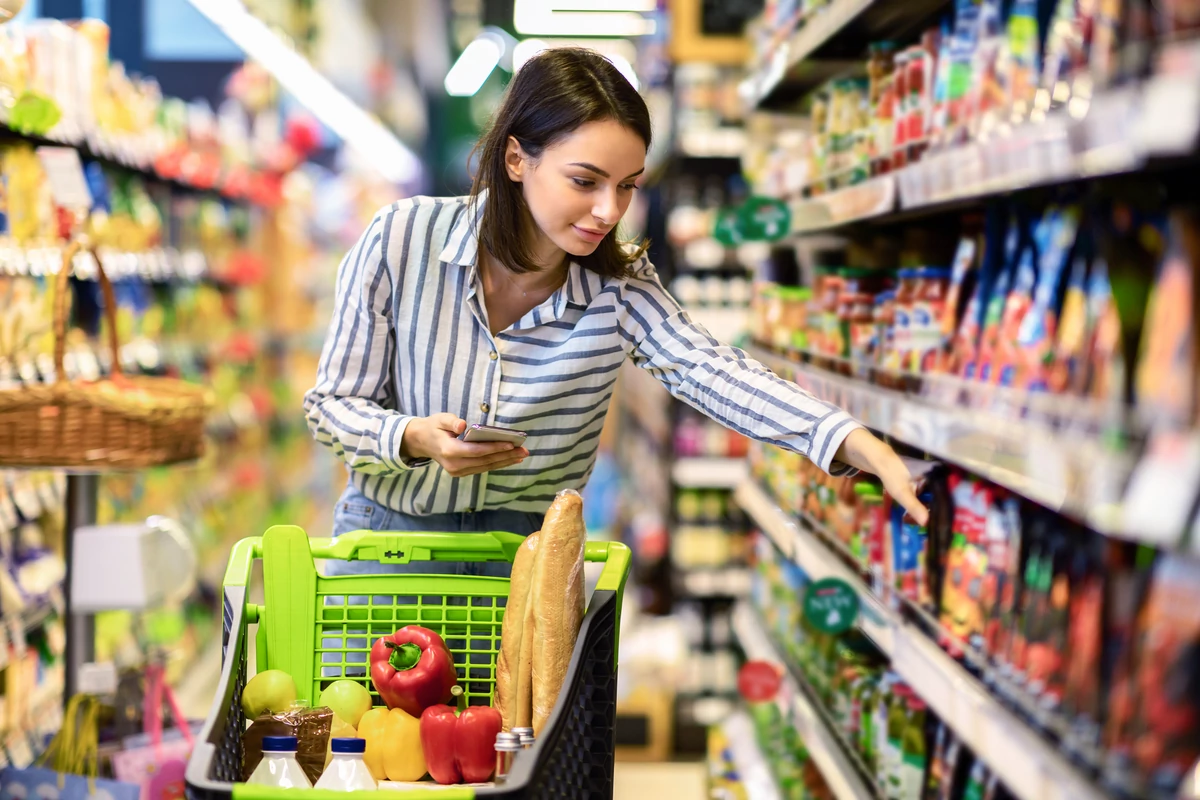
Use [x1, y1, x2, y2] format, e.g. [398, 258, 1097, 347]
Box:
[731, 602, 878, 800]
[673, 457, 749, 489]
[736, 478, 1108, 800]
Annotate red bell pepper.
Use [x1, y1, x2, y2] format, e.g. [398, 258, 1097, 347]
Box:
[420, 703, 504, 785]
[369, 625, 459, 717]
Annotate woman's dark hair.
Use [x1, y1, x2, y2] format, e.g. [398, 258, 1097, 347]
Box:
[471, 47, 652, 278]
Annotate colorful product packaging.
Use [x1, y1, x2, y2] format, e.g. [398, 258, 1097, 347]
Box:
[1016, 205, 1081, 390]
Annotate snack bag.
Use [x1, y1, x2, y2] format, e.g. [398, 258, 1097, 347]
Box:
[1128, 554, 1200, 793]
[1102, 544, 1157, 776]
[975, 218, 1026, 382]
[1017, 206, 1081, 390]
[1061, 532, 1108, 759]
[1047, 245, 1091, 394]
[242, 704, 335, 784]
[1135, 208, 1200, 427]
[939, 232, 979, 372]
[955, 210, 1011, 378]
[1017, 525, 1071, 709]
[980, 489, 1022, 663]
[1081, 257, 1125, 399]
[939, 475, 987, 654]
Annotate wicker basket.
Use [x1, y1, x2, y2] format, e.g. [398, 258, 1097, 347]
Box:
[0, 241, 213, 469]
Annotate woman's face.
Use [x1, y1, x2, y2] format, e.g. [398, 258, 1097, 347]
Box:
[505, 119, 646, 266]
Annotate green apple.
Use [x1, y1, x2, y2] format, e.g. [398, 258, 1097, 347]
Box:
[319, 680, 374, 727]
[241, 669, 298, 718]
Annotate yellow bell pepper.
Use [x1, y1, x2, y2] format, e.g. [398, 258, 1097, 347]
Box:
[358, 707, 426, 782]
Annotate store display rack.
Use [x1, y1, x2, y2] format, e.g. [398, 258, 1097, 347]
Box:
[744, 0, 950, 109]
[743, 344, 1177, 545]
[734, 479, 1109, 800]
[732, 600, 880, 800]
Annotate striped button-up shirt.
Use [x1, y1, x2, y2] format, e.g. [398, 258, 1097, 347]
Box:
[304, 194, 861, 515]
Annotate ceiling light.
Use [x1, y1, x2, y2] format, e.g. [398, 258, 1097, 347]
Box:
[512, 37, 639, 74]
[186, 0, 420, 184]
[514, 0, 656, 36]
[444, 32, 504, 96]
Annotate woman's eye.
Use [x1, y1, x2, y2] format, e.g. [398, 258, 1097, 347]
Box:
[571, 178, 594, 188]
[619, 183, 637, 192]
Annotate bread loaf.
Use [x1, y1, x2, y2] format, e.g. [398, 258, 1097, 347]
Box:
[494, 532, 539, 731]
[531, 490, 586, 735]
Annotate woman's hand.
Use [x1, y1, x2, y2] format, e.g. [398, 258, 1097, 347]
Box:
[833, 428, 929, 526]
[401, 413, 529, 477]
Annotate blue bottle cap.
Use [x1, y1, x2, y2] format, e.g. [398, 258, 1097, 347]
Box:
[262, 736, 299, 753]
[330, 738, 367, 754]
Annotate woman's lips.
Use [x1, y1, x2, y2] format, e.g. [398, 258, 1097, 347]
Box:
[573, 225, 608, 243]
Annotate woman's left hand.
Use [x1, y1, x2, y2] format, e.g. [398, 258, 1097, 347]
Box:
[833, 428, 929, 526]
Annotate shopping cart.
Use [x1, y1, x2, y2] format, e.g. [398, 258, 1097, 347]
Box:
[185, 525, 631, 800]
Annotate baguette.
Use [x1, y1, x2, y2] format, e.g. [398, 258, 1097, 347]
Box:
[494, 532, 539, 731]
[531, 490, 586, 735]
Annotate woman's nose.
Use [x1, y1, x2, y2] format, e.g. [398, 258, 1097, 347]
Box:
[593, 189, 619, 225]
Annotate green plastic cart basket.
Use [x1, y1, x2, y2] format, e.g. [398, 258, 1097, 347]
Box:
[185, 525, 631, 800]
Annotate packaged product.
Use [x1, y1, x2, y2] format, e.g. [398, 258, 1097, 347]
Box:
[962, 757, 989, 800]
[891, 491, 935, 609]
[910, 267, 952, 373]
[899, 697, 929, 798]
[1016, 206, 1081, 390]
[1002, 0, 1041, 114]
[883, 683, 913, 796]
[1047, 240, 1091, 394]
[940, 474, 987, 653]
[1081, 256, 1124, 400]
[1134, 208, 1200, 427]
[953, 209, 1008, 376]
[922, 467, 956, 616]
[856, 482, 887, 577]
[1041, 0, 1094, 95]
[966, 217, 1023, 381]
[939, 232, 979, 372]
[242, 704, 335, 784]
[888, 268, 920, 373]
[1061, 532, 1107, 757]
[964, 0, 1008, 137]
[992, 208, 1047, 386]
[1014, 521, 1071, 708]
[1127, 554, 1200, 793]
[980, 489, 1022, 663]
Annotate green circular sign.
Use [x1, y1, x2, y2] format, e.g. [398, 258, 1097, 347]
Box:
[802, 578, 860, 635]
[737, 196, 792, 242]
[713, 205, 745, 248]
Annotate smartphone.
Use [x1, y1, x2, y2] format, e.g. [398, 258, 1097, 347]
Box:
[458, 423, 528, 446]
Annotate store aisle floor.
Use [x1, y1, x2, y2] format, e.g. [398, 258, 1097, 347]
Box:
[614, 762, 707, 798]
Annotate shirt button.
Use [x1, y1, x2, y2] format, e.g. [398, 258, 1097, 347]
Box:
[489, 350, 498, 360]
[480, 402, 490, 413]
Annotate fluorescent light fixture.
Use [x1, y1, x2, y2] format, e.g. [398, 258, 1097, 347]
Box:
[444, 32, 504, 96]
[514, 0, 656, 36]
[550, 0, 657, 10]
[186, 0, 421, 184]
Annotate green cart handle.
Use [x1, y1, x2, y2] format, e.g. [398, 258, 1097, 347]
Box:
[224, 527, 630, 596]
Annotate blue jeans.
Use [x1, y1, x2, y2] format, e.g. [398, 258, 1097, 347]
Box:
[321, 482, 544, 678]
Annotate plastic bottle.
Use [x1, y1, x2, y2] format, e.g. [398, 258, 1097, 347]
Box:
[494, 732, 520, 783]
[315, 738, 376, 791]
[246, 737, 312, 789]
[511, 727, 535, 749]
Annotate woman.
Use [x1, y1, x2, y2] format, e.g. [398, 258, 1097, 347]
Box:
[304, 48, 926, 577]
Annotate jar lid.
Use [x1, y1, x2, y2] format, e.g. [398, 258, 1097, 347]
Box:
[495, 732, 521, 751]
[510, 727, 534, 736]
[840, 267, 883, 279]
[917, 267, 952, 279]
[330, 738, 367, 754]
[897, 268, 921, 278]
[875, 290, 896, 302]
[854, 482, 882, 497]
[262, 736, 299, 753]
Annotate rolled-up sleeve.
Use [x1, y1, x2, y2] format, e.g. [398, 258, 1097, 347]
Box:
[303, 206, 428, 473]
[620, 260, 862, 475]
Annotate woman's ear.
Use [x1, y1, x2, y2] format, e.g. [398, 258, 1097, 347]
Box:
[504, 136, 526, 182]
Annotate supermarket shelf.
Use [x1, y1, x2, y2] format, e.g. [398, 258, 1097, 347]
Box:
[762, 44, 1200, 237]
[672, 457, 748, 489]
[735, 480, 896, 655]
[736, 478, 1109, 800]
[743, 0, 949, 109]
[746, 344, 1161, 541]
[731, 602, 877, 800]
[721, 710, 783, 800]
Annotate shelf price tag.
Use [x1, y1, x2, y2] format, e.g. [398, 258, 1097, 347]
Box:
[36, 146, 93, 211]
[803, 577, 860, 635]
[737, 660, 783, 704]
